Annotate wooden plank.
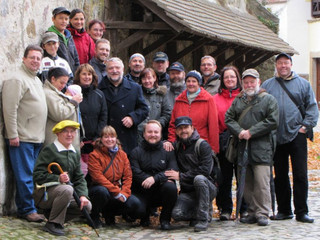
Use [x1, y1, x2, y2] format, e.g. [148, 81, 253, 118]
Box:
[136, 0, 184, 32]
[116, 30, 152, 51]
[246, 52, 274, 68]
[224, 48, 250, 65]
[105, 21, 171, 30]
[171, 38, 209, 62]
[142, 34, 177, 56]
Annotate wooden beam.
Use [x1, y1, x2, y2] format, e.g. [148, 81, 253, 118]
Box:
[116, 30, 152, 52]
[209, 45, 230, 58]
[171, 38, 209, 62]
[224, 48, 250, 66]
[105, 21, 171, 30]
[246, 52, 275, 68]
[136, 0, 184, 32]
[142, 34, 177, 56]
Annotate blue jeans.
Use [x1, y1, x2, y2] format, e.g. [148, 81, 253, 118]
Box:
[6, 140, 42, 216]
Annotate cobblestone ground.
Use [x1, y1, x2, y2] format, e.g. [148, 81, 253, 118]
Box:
[0, 170, 319, 240]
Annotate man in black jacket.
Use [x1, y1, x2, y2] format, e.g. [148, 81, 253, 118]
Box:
[165, 116, 217, 232]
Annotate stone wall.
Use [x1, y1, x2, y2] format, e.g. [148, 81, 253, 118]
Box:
[0, 0, 105, 215]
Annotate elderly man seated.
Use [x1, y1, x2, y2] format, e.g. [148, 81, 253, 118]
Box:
[33, 120, 91, 236]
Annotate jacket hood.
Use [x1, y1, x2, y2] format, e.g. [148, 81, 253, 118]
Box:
[177, 129, 200, 147]
[156, 85, 167, 95]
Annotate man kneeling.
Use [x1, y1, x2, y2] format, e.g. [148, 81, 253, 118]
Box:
[165, 116, 218, 232]
[33, 120, 91, 236]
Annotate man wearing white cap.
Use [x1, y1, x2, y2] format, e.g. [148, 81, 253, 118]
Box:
[33, 120, 91, 236]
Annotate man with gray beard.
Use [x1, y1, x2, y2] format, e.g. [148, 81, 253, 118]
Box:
[99, 57, 149, 154]
[225, 69, 279, 226]
[167, 62, 186, 108]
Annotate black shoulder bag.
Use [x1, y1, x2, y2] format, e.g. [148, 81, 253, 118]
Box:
[276, 78, 313, 141]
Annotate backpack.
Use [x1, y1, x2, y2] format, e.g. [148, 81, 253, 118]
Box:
[176, 138, 222, 187]
[194, 138, 222, 187]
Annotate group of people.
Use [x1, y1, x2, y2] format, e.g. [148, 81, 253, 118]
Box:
[1, 5, 319, 237]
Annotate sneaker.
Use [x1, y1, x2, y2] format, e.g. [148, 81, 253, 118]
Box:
[240, 211, 248, 218]
[43, 222, 65, 236]
[194, 220, 208, 232]
[240, 215, 257, 224]
[257, 216, 269, 226]
[220, 212, 230, 221]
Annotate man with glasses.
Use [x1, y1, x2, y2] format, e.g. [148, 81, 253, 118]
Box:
[200, 55, 220, 95]
[2, 45, 47, 222]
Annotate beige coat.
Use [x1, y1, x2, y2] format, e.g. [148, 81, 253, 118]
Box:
[2, 64, 47, 143]
[43, 80, 80, 150]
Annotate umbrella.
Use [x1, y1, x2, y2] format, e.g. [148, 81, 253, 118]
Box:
[235, 140, 249, 221]
[269, 166, 276, 219]
[48, 162, 99, 237]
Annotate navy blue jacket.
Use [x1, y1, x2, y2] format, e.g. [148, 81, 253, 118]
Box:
[99, 77, 149, 154]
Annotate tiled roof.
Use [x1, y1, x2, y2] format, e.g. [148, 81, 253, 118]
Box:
[150, 0, 296, 54]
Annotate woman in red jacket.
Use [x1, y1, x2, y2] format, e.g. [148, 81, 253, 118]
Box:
[68, 9, 95, 64]
[88, 126, 143, 227]
[213, 66, 247, 221]
[166, 70, 219, 154]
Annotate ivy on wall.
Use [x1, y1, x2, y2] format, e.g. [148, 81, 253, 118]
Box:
[258, 15, 279, 34]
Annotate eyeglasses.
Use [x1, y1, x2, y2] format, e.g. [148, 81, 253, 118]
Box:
[200, 63, 215, 67]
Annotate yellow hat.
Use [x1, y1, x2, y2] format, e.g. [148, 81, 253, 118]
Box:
[52, 120, 80, 134]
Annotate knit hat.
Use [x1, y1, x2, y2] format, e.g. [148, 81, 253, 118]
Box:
[186, 70, 202, 85]
[129, 53, 145, 64]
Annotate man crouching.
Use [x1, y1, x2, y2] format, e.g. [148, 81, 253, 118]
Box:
[165, 116, 218, 232]
[33, 120, 91, 236]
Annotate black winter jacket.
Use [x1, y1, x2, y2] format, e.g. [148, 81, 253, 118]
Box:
[80, 85, 108, 141]
[130, 140, 178, 193]
[175, 130, 214, 193]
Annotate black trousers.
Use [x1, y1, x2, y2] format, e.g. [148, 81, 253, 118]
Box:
[89, 185, 144, 220]
[216, 152, 247, 214]
[134, 181, 178, 222]
[274, 133, 308, 216]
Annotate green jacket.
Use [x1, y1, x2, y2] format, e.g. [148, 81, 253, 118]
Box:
[33, 143, 88, 197]
[225, 90, 279, 165]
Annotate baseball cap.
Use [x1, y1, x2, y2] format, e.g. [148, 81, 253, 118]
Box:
[153, 52, 168, 62]
[175, 116, 192, 128]
[242, 68, 260, 79]
[41, 32, 59, 45]
[168, 62, 185, 72]
[52, 7, 70, 16]
[275, 53, 292, 62]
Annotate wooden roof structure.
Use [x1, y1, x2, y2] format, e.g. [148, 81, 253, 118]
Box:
[105, 0, 296, 70]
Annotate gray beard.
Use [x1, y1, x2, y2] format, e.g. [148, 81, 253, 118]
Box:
[170, 81, 185, 88]
[108, 73, 123, 83]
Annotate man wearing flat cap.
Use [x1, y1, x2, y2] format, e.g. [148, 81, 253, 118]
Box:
[153, 51, 170, 89]
[33, 120, 91, 236]
[225, 69, 279, 226]
[165, 116, 218, 232]
[261, 53, 319, 223]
